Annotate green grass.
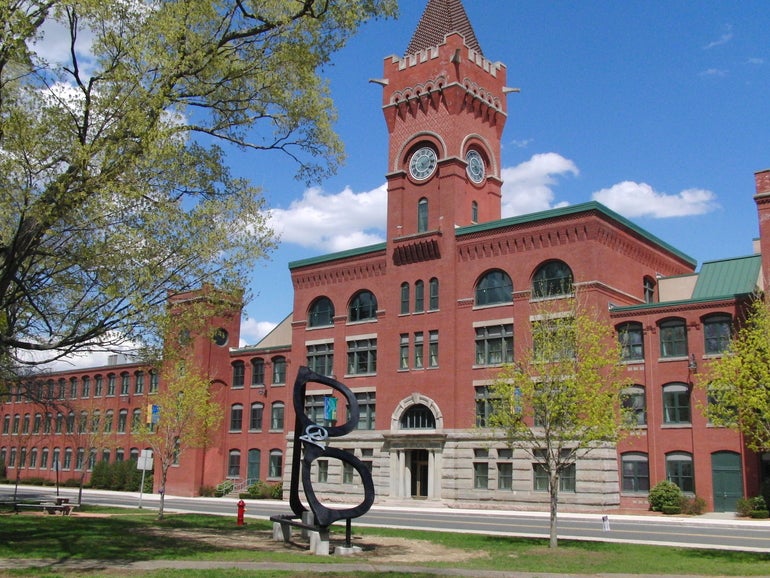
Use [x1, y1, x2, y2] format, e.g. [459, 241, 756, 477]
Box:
[1, 504, 769, 576]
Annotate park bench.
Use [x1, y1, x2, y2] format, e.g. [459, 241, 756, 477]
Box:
[40, 498, 78, 516]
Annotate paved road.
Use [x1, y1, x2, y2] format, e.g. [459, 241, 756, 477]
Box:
[3, 485, 769, 552]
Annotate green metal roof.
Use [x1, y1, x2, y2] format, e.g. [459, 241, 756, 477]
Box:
[288, 242, 386, 270]
[456, 201, 696, 267]
[691, 254, 761, 300]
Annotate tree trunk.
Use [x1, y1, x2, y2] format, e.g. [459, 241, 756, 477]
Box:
[549, 472, 560, 548]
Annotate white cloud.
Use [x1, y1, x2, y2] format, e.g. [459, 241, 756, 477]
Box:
[268, 184, 387, 251]
[239, 318, 278, 347]
[500, 153, 579, 217]
[699, 68, 728, 78]
[592, 181, 719, 218]
[703, 24, 734, 49]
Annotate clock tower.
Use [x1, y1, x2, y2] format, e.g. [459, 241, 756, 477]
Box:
[378, 0, 510, 260]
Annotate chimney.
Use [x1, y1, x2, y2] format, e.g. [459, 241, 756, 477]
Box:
[755, 169, 770, 197]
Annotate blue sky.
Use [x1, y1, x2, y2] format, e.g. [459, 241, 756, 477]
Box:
[236, 0, 769, 345]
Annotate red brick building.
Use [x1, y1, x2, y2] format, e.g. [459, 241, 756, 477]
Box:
[2, 0, 768, 513]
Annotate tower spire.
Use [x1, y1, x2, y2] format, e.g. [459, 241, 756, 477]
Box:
[405, 0, 482, 56]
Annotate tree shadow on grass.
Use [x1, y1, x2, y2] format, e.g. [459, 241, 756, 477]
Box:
[0, 513, 255, 563]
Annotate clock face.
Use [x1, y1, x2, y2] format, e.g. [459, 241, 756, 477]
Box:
[466, 150, 485, 183]
[409, 147, 438, 181]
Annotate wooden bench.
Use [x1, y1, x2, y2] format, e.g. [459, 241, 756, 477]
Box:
[41, 501, 77, 516]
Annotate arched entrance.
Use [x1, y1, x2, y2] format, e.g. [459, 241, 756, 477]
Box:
[711, 451, 743, 512]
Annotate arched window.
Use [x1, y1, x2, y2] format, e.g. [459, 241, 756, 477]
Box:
[270, 402, 285, 430]
[621, 452, 649, 492]
[227, 449, 241, 477]
[269, 449, 283, 478]
[532, 260, 573, 298]
[250, 402, 264, 431]
[400, 282, 410, 315]
[703, 314, 732, 355]
[659, 318, 687, 358]
[666, 452, 694, 492]
[103, 410, 114, 433]
[663, 383, 691, 424]
[617, 322, 644, 361]
[131, 408, 142, 432]
[471, 201, 478, 223]
[349, 290, 378, 322]
[308, 296, 335, 327]
[475, 269, 513, 306]
[272, 356, 286, 384]
[643, 276, 656, 303]
[414, 280, 425, 312]
[429, 278, 439, 310]
[400, 404, 436, 429]
[248, 449, 261, 482]
[621, 385, 646, 426]
[230, 404, 243, 432]
[117, 409, 128, 433]
[417, 198, 428, 232]
[232, 361, 245, 388]
[251, 358, 265, 386]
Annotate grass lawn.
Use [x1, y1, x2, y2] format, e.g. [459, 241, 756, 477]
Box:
[1, 504, 769, 576]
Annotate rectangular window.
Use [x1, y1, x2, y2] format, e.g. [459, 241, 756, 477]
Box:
[317, 459, 328, 483]
[81, 377, 90, 398]
[622, 455, 650, 492]
[497, 463, 513, 490]
[107, 374, 116, 396]
[94, 375, 103, 397]
[347, 338, 377, 375]
[475, 386, 493, 428]
[352, 392, 376, 430]
[272, 357, 286, 384]
[269, 452, 282, 478]
[473, 462, 489, 490]
[475, 324, 513, 366]
[399, 334, 409, 370]
[304, 395, 326, 425]
[704, 316, 731, 355]
[134, 372, 144, 395]
[533, 463, 576, 492]
[343, 460, 354, 484]
[428, 330, 439, 367]
[400, 283, 410, 315]
[230, 405, 243, 432]
[120, 373, 130, 395]
[307, 343, 334, 376]
[414, 332, 424, 369]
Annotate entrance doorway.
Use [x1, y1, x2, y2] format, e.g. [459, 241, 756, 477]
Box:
[410, 449, 429, 498]
[712, 451, 743, 512]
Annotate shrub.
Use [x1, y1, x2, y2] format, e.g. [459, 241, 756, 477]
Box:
[662, 504, 682, 515]
[199, 485, 216, 497]
[751, 495, 767, 511]
[648, 480, 683, 512]
[215, 480, 234, 497]
[751, 510, 770, 519]
[680, 495, 707, 515]
[737, 497, 753, 517]
[242, 480, 282, 499]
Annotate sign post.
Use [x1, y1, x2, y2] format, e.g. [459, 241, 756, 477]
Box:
[137, 449, 154, 509]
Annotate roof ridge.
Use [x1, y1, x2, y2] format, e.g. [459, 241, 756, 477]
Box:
[405, 0, 482, 56]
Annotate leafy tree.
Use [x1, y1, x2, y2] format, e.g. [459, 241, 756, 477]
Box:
[701, 297, 770, 452]
[132, 357, 222, 519]
[0, 0, 397, 374]
[488, 297, 631, 548]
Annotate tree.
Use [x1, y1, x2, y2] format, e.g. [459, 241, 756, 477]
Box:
[701, 296, 770, 452]
[488, 297, 631, 548]
[132, 358, 221, 520]
[0, 0, 397, 373]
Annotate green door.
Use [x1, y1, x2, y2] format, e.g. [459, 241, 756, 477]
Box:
[712, 451, 743, 512]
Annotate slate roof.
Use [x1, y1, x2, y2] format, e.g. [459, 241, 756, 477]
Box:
[405, 0, 482, 56]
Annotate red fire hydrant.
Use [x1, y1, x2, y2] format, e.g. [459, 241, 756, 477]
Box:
[236, 499, 246, 526]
